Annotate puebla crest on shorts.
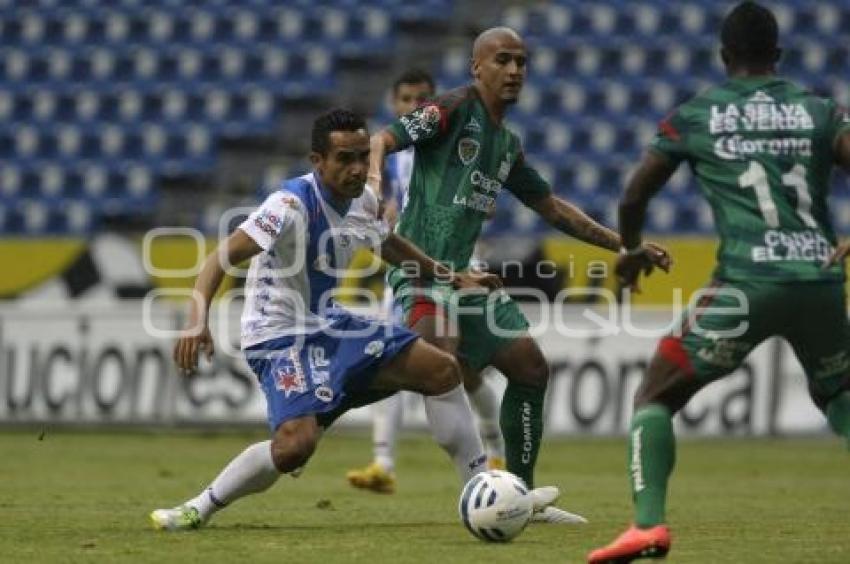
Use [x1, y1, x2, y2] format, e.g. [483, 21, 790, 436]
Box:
[274, 348, 307, 397]
[458, 137, 480, 166]
[364, 340, 385, 357]
[314, 385, 334, 403]
[275, 369, 306, 397]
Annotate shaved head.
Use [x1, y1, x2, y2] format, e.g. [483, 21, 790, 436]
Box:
[470, 27, 527, 111]
[472, 27, 524, 62]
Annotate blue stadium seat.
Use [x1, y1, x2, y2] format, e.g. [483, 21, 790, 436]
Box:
[125, 164, 154, 199]
[21, 200, 47, 233]
[82, 165, 107, 199]
[161, 89, 188, 122]
[55, 125, 82, 160]
[0, 163, 20, 200]
[65, 200, 95, 233]
[103, 11, 130, 44]
[271, 7, 306, 44]
[7, 1, 844, 236]
[630, 3, 664, 36]
[384, 0, 453, 23]
[647, 196, 679, 232]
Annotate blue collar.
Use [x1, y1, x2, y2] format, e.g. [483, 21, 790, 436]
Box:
[314, 173, 352, 216]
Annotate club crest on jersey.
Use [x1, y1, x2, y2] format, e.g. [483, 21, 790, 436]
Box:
[458, 137, 480, 166]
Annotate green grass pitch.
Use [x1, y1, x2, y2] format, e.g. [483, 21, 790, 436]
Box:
[2, 429, 848, 563]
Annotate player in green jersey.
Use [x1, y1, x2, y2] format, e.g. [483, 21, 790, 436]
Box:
[589, 2, 850, 562]
[369, 27, 671, 523]
[347, 69, 509, 494]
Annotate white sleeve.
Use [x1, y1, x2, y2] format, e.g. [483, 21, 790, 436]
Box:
[238, 192, 305, 251]
[346, 185, 390, 251]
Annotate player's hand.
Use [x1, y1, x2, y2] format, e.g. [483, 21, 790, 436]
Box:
[173, 323, 215, 376]
[615, 242, 673, 293]
[823, 241, 850, 269]
[452, 270, 503, 291]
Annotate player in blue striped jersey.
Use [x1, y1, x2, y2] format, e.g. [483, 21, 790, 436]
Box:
[150, 109, 504, 531]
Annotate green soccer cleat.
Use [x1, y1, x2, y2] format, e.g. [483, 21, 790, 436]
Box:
[149, 505, 203, 531]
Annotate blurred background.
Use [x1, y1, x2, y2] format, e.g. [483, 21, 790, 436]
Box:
[1, 0, 849, 301]
[0, 1, 847, 433]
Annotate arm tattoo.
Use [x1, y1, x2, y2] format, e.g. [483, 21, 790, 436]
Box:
[547, 198, 620, 252]
[553, 214, 620, 252]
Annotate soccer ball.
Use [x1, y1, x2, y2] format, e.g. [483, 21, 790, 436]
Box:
[458, 470, 534, 542]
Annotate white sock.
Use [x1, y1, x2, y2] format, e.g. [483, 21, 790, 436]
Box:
[467, 368, 506, 460]
[424, 384, 487, 483]
[186, 440, 280, 521]
[372, 393, 403, 473]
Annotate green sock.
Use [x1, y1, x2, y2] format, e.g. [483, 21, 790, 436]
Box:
[500, 382, 545, 488]
[629, 404, 675, 528]
[826, 391, 850, 450]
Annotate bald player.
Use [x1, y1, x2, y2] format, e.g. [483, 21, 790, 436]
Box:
[368, 27, 672, 523]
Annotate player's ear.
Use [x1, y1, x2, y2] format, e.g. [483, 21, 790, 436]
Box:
[309, 151, 323, 169]
[470, 57, 480, 79]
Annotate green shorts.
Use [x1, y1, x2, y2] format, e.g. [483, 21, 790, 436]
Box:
[393, 280, 530, 371]
[658, 279, 850, 403]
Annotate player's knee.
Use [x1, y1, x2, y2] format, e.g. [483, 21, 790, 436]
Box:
[634, 380, 684, 414]
[271, 423, 319, 473]
[633, 377, 660, 410]
[633, 356, 700, 415]
[520, 353, 549, 389]
[633, 391, 658, 412]
[425, 353, 462, 396]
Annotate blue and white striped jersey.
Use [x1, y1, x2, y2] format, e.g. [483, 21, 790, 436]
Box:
[239, 172, 388, 347]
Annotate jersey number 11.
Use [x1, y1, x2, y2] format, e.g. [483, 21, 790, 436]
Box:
[738, 161, 817, 229]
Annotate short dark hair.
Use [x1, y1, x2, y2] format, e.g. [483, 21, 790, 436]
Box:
[311, 108, 367, 155]
[720, 1, 779, 67]
[392, 68, 435, 96]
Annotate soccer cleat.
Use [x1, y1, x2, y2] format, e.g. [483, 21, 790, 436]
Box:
[530, 485, 560, 509]
[149, 506, 203, 531]
[346, 462, 396, 494]
[587, 524, 671, 563]
[529, 486, 588, 524]
[487, 456, 506, 470]
[531, 505, 589, 524]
